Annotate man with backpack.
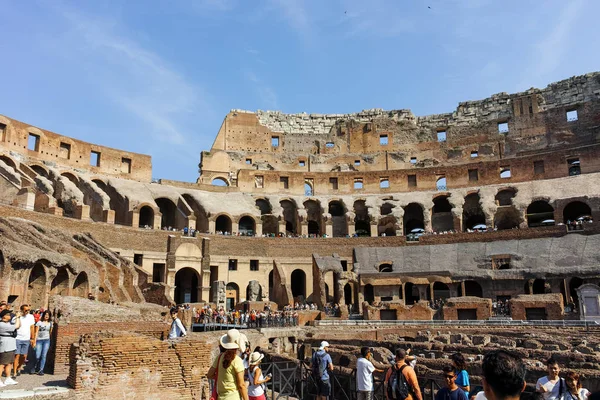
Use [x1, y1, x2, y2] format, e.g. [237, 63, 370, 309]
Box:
[385, 349, 422, 400]
[312, 341, 334, 400]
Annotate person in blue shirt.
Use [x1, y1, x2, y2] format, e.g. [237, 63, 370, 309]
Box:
[312, 341, 334, 400]
[435, 366, 468, 400]
[451, 353, 470, 398]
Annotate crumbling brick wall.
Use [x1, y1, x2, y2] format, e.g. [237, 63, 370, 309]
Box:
[510, 294, 564, 320]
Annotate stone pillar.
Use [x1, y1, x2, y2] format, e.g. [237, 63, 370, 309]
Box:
[460, 281, 466, 297]
[301, 221, 308, 236]
[74, 205, 91, 221]
[278, 221, 286, 235]
[453, 214, 462, 232]
[449, 283, 459, 298]
[209, 220, 216, 234]
[417, 285, 429, 302]
[153, 213, 162, 230]
[347, 223, 356, 237]
[129, 210, 139, 227]
[16, 188, 35, 210]
[103, 210, 115, 224]
[255, 221, 263, 236]
[400, 284, 406, 303]
[213, 281, 226, 310]
[325, 223, 333, 237]
[370, 223, 378, 237]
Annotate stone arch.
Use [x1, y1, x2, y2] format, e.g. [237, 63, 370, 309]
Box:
[290, 269, 306, 299]
[27, 263, 47, 308]
[255, 198, 272, 214]
[527, 200, 555, 227]
[175, 267, 199, 304]
[50, 268, 70, 296]
[72, 272, 89, 298]
[238, 215, 256, 236]
[463, 193, 487, 231]
[60, 172, 79, 185]
[378, 263, 393, 273]
[268, 270, 274, 300]
[428, 282, 450, 302]
[280, 199, 298, 235]
[215, 214, 232, 233]
[225, 282, 239, 309]
[344, 283, 353, 306]
[532, 279, 547, 294]
[304, 199, 323, 236]
[30, 164, 49, 178]
[181, 194, 209, 232]
[138, 205, 155, 228]
[155, 198, 178, 229]
[364, 284, 374, 304]
[211, 177, 229, 186]
[463, 280, 483, 297]
[404, 282, 419, 305]
[256, 198, 277, 235]
[403, 203, 424, 235]
[563, 201, 592, 223]
[328, 200, 347, 237]
[353, 200, 370, 236]
[432, 196, 454, 232]
[495, 188, 517, 206]
[0, 155, 18, 170]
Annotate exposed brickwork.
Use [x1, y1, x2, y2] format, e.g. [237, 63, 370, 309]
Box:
[442, 297, 492, 320]
[510, 294, 565, 320]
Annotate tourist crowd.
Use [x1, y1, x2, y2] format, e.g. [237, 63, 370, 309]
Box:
[192, 305, 300, 328]
[492, 299, 511, 317]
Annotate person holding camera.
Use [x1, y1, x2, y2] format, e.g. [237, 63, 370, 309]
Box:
[0, 309, 22, 386]
[357, 347, 386, 400]
[247, 351, 271, 400]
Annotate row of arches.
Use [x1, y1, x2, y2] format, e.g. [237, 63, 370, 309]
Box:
[27, 263, 89, 308]
[363, 280, 484, 304]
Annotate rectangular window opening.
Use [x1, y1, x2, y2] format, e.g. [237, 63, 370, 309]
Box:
[354, 160, 361, 166]
[354, 179, 363, 190]
[500, 167, 511, 179]
[250, 259, 259, 271]
[498, 122, 509, 134]
[59, 142, 71, 159]
[566, 109, 578, 122]
[329, 177, 338, 190]
[437, 131, 447, 142]
[568, 158, 581, 176]
[121, 157, 132, 174]
[152, 263, 165, 283]
[228, 259, 238, 271]
[280, 176, 289, 189]
[379, 135, 388, 145]
[407, 174, 417, 187]
[325, 142, 335, 148]
[468, 169, 479, 182]
[90, 151, 101, 167]
[380, 178, 390, 189]
[133, 253, 143, 266]
[246, 158, 252, 164]
[255, 175, 264, 188]
[271, 136, 279, 147]
[299, 160, 306, 167]
[341, 260, 348, 271]
[534, 160, 545, 175]
[28, 133, 40, 152]
[471, 151, 478, 158]
[0, 123, 6, 142]
[410, 157, 417, 164]
[492, 255, 511, 270]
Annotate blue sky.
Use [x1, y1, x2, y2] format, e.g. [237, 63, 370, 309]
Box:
[1, 0, 599, 182]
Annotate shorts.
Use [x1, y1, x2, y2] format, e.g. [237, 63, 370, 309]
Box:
[357, 391, 374, 400]
[318, 379, 331, 396]
[249, 395, 266, 400]
[15, 339, 29, 355]
[0, 351, 15, 365]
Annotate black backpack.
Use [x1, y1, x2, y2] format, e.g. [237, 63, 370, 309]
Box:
[387, 365, 411, 400]
[312, 351, 327, 380]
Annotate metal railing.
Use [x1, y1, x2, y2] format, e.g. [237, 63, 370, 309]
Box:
[314, 319, 600, 328]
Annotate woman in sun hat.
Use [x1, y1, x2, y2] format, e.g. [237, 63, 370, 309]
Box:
[207, 329, 249, 400]
[247, 351, 271, 400]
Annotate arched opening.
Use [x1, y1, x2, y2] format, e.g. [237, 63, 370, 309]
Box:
[155, 198, 178, 229]
[256, 199, 272, 215]
[138, 206, 154, 228]
[30, 164, 49, 178]
[463, 193, 486, 231]
[225, 282, 239, 310]
[268, 270, 274, 300]
[215, 215, 232, 234]
[344, 283, 352, 306]
[494, 206, 521, 230]
[50, 268, 70, 296]
[72, 272, 89, 298]
[255, 199, 277, 235]
[27, 263, 46, 308]
[0, 156, 17, 170]
[329, 201, 347, 237]
[436, 177, 447, 191]
[377, 216, 397, 236]
[182, 194, 209, 232]
[304, 200, 322, 236]
[403, 203, 425, 235]
[354, 200, 370, 236]
[527, 201, 555, 227]
[532, 279, 547, 295]
[174, 268, 199, 304]
[463, 280, 483, 297]
[364, 284, 374, 304]
[432, 196, 454, 232]
[280, 200, 298, 235]
[495, 188, 516, 206]
[569, 277, 584, 309]
[304, 181, 313, 196]
[238, 216, 256, 236]
[381, 203, 394, 216]
[290, 269, 306, 300]
[211, 177, 229, 186]
[562, 201, 592, 224]
[404, 282, 419, 305]
[428, 282, 450, 302]
[378, 263, 393, 273]
[61, 172, 79, 185]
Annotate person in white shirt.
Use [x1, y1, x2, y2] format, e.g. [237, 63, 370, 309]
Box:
[536, 357, 565, 400]
[13, 305, 35, 377]
[356, 347, 385, 400]
[168, 310, 186, 339]
[562, 371, 590, 400]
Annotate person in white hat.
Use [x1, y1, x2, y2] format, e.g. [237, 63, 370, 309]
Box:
[207, 329, 249, 400]
[247, 351, 271, 400]
[312, 341, 334, 400]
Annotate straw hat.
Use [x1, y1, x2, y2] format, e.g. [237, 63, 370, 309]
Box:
[249, 351, 264, 365]
[220, 329, 241, 350]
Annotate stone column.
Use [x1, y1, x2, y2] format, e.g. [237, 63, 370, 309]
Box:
[460, 281, 466, 297]
[74, 205, 91, 221]
[370, 223, 378, 237]
[129, 210, 140, 228]
[153, 213, 162, 230]
[255, 221, 263, 236]
[449, 283, 459, 298]
[103, 210, 116, 224]
[278, 221, 286, 235]
[301, 221, 308, 236]
[417, 285, 429, 302]
[347, 223, 356, 237]
[209, 220, 216, 234]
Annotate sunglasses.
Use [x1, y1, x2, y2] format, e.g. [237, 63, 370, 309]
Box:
[444, 375, 455, 379]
